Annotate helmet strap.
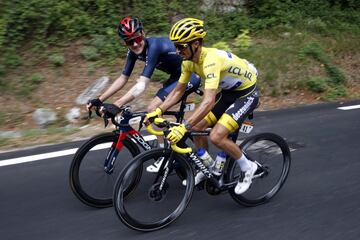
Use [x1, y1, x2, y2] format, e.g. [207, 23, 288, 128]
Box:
[188, 43, 199, 61]
[189, 40, 199, 61]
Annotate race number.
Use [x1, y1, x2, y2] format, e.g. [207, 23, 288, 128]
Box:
[240, 121, 253, 133]
[184, 103, 195, 112]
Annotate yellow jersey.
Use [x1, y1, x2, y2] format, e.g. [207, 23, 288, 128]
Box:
[179, 47, 257, 91]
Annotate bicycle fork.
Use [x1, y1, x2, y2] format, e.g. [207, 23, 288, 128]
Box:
[153, 151, 175, 191]
[103, 131, 128, 174]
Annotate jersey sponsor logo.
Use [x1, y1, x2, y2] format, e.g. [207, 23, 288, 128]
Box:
[244, 71, 253, 80]
[189, 153, 213, 178]
[231, 96, 255, 121]
[228, 66, 241, 75]
[227, 103, 235, 110]
[186, 82, 193, 91]
[207, 73, 215, 79]
[145, 55, 148, 66]
[204, 63, 215, 68]
[228, 66, 253, 80]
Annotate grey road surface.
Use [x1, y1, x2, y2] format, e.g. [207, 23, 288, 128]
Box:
[0, 101, 359, 240]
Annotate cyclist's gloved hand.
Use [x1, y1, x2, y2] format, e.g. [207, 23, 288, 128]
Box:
[100, 103, 121, 118]
[87, 98, 103, 110]
[167, 124, 187, 143]
[145, 107, 162, 122]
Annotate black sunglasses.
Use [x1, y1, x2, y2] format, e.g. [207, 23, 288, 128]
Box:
[174, 43, 189, 51]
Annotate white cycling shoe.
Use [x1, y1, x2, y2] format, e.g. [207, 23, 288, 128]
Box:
[146, 157, 165, 173]
[234, 161, 258, 195]
[182, 171, 206, 186]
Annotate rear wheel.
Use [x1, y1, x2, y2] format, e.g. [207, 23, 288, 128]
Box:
[113, 148, 194, 232]
[69, 132, 140, 208]
[227, 133, 291, 206]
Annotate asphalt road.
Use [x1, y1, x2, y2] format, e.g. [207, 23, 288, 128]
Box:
[1, 100, 359, 240]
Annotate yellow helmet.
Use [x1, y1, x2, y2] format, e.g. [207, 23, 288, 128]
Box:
[169, 18, 207, 44]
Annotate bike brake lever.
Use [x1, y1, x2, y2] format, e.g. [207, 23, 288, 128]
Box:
[104, 118, 109, 128]
[138, 116, 145, 131]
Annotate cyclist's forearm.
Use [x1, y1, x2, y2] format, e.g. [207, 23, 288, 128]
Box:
[113, 76, 150, 107]
[187, 99, 214, 127]
[187, 88, 217, 127]
[159, 84, 185, 112]
[99, 74, 129, 102]
[113, 94, 135, 107]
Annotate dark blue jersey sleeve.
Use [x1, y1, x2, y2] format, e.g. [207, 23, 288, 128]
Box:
[141, 42, 160, 78]
[122, 50, 137, 76]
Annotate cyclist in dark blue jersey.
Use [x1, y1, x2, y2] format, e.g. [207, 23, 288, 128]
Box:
[88, 16, 199, 112]
[87, 16, 200, 172]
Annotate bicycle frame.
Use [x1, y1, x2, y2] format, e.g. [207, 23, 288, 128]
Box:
[154, 119, 259, 193]
[102, 93, 199, 174]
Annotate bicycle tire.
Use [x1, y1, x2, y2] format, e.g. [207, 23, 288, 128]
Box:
[69, 132, 141, 208]
[113, 148, 194, 232]
[226, 132, 291, 206]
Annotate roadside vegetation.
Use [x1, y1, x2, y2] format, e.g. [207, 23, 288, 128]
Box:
[0, 0, 359, 140]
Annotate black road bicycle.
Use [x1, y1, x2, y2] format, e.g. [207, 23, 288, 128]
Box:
[113, 116, 291, 231]
[69, 83, 203, 208]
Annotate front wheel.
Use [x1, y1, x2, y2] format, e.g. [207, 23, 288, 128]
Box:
[113, 148, 194, 232]
[226, 133, 291, 206]
[69, 132, 140, 208]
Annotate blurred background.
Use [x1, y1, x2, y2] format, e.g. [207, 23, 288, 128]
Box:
[0, 0, 359, 149]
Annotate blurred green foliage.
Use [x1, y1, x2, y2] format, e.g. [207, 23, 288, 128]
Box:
[151, 69, 169, 83]
[49, 53, 66, 67]
[211, 42, 231, 51]
[80, 46, 99, 61]
[0, 0, 359, 100]
[234, 30, 252, 52]
[1, 0, 358, 56]
[301, 42, 347, 97]
[306, 77, 329, 93]
[17, 73, 44, 97]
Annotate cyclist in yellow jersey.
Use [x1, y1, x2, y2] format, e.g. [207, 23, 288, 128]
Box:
[146, 18, 259, 195]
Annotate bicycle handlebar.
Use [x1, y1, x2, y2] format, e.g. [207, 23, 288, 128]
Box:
[146, 117, 193, 154]
[88, 105, 130, 128]
[145, 122, 164, 136]
[171, 144, 192, 154]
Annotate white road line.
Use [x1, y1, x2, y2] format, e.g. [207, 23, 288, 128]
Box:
[0, 148, 79, 167]
[0, 135, 157, 167]
[337, 104, 360, 110]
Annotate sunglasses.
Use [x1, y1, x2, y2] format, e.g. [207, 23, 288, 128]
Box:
[174, 43, 189, 51]
[125, 36, 143, 46]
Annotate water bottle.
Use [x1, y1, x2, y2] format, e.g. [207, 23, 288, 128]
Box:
[212, 151, 227, 176]
[197, 148, 214, 167]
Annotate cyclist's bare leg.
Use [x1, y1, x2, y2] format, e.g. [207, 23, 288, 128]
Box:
[192, 119, 209, 150]
[210, 121, 257, 194]
[147, 96, 165, 146]
[210, 122, 255, 171]
[209, 123, 242, 159]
